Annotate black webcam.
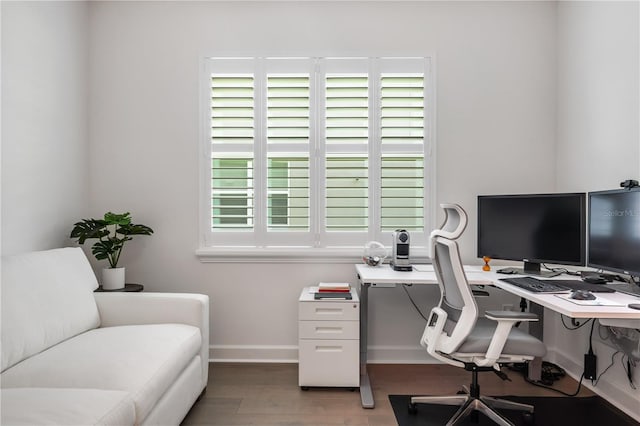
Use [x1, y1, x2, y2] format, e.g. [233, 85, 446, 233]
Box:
[620, 179, 639, 189]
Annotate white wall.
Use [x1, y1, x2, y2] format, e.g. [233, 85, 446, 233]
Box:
[1, 1, 89, 255]
[555, 1, 640, 420]
[87, 1, 557, 362]
[556, 1, 640, 191]
[3, 0, 638, 419]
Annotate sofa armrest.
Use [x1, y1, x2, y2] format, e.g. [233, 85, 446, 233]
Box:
[94, 292, 209, 388]
[94, 292, 208, 329]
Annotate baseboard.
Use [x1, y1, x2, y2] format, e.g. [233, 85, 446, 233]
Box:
[210, 344, 298, 363]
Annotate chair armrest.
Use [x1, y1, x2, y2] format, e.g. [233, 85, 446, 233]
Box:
[484, 310, 538, 322]
[474, 310, 537, 368]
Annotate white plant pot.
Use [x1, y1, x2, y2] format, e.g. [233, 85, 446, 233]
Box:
[102, 267, 125, 290]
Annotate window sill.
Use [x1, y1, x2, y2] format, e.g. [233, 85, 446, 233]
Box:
[196, 246, 430, 264]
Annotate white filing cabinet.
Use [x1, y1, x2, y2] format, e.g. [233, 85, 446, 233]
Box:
[298, 287, 360, 388]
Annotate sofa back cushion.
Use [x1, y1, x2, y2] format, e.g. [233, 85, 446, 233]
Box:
[1, 247, 101, 372]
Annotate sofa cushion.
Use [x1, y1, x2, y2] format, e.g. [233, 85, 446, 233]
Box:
[0, 388, 135, 426]
[1, 247, 101, 372]
[1, 323, 202, 423]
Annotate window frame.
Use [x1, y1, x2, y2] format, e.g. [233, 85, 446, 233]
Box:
[198, 56, 436, 263]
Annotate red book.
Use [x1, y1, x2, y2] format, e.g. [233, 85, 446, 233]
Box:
[318, 282, 350, 292]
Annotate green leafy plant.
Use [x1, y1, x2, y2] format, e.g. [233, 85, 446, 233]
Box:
[70, 212, 154, 268]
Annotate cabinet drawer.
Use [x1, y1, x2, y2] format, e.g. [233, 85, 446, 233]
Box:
[299, 301, 359, 321]
[298, 339, 359, 387]
[299, 320, 359, 340]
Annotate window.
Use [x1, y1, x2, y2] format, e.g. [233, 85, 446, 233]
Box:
[200, 57, 433, 259]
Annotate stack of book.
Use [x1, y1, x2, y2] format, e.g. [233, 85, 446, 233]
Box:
[314, 282, 352, 300]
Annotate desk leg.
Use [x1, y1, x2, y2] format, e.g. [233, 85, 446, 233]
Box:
[527, 301, 544, 382]
[359, 280, 375, 408]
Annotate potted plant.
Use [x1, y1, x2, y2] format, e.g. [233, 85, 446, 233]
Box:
[70, 212, 154, 290]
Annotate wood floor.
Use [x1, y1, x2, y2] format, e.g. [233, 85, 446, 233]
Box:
[181, 363, 593, 425]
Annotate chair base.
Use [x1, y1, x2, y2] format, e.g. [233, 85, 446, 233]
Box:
[409, 394, 534, 426]
[408, 368, 534, 426]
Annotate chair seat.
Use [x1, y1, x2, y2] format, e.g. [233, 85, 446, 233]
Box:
[455, 318, 547, 358]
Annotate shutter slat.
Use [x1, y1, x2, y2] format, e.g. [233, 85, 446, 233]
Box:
[266, 74, 311, 231]
[325, 155, 368, 231]
[326, 74, 368, 148]
[210, 156, 254, 229]
[380, 156, 424, 232]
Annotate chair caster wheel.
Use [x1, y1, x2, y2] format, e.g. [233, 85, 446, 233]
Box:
[408, 402, 417, 415]
[522, 412, 535, 425]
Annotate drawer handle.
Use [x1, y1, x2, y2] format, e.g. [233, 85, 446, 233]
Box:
[315, 326, 343, 334]
[315, 345, 343, 352]
[315, 308, 343, 315]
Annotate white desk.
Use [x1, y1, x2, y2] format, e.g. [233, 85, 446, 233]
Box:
[354, 263, 640, 409]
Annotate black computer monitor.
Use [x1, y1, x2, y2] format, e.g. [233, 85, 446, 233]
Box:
[588, 188, 640, 278]
[477, 193, 586, 276]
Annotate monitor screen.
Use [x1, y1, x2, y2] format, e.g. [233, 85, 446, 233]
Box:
[588, 188, 640, 277]
[477, 193, 586, 276]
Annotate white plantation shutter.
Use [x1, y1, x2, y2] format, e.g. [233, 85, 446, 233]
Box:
[325, 156, 368, 230]
[325, 73, 369, 232]
[380, 75, 424, 146]
[325, 75, 369, 146]
[267, 156, 310, 229]
[210, 73, 255, 230]
[381, 156, 424, 231]
[203, 57, 432, 252]
[379, 73, 425, 233]
[266, 74, 311, 231]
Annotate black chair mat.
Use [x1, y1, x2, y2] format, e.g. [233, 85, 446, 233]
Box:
[389, 394, 638, 426]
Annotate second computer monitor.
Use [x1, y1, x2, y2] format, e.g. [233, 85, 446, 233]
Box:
[588, 187, 640, 277]
[477, 193, 586, 276]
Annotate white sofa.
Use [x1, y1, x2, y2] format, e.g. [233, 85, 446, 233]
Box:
[1, 247, 209, 426]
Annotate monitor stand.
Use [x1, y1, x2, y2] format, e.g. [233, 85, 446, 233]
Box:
[519, 261, 561, 278]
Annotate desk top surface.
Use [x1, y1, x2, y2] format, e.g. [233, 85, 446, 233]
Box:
[355, 263, 640, 320]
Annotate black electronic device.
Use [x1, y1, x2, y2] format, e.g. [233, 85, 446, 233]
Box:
[390, 230, 412, 271]
[620, 179, 639, 189]
[499, 277, 569, 293]
[570, 290, 596, 301]
[477, 193, 586, 277]
[588, 187, 640, 278]
[582, 275, 608, 285]
[314, 292, 352, 300]
[497, 268, 520, 275]
[500, 277, 615, 293]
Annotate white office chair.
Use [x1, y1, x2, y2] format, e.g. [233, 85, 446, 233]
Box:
[409, 204, 547, 426]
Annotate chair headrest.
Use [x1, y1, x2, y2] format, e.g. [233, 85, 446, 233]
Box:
[430, 203, 468, 240]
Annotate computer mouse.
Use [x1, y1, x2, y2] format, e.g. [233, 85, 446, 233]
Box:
[582, 275, 608, 285]
[497, 268, 519, 275]
[570, 290, 596, 300]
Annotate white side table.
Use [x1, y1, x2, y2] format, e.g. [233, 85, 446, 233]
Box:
[298, 287, 360, 389]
